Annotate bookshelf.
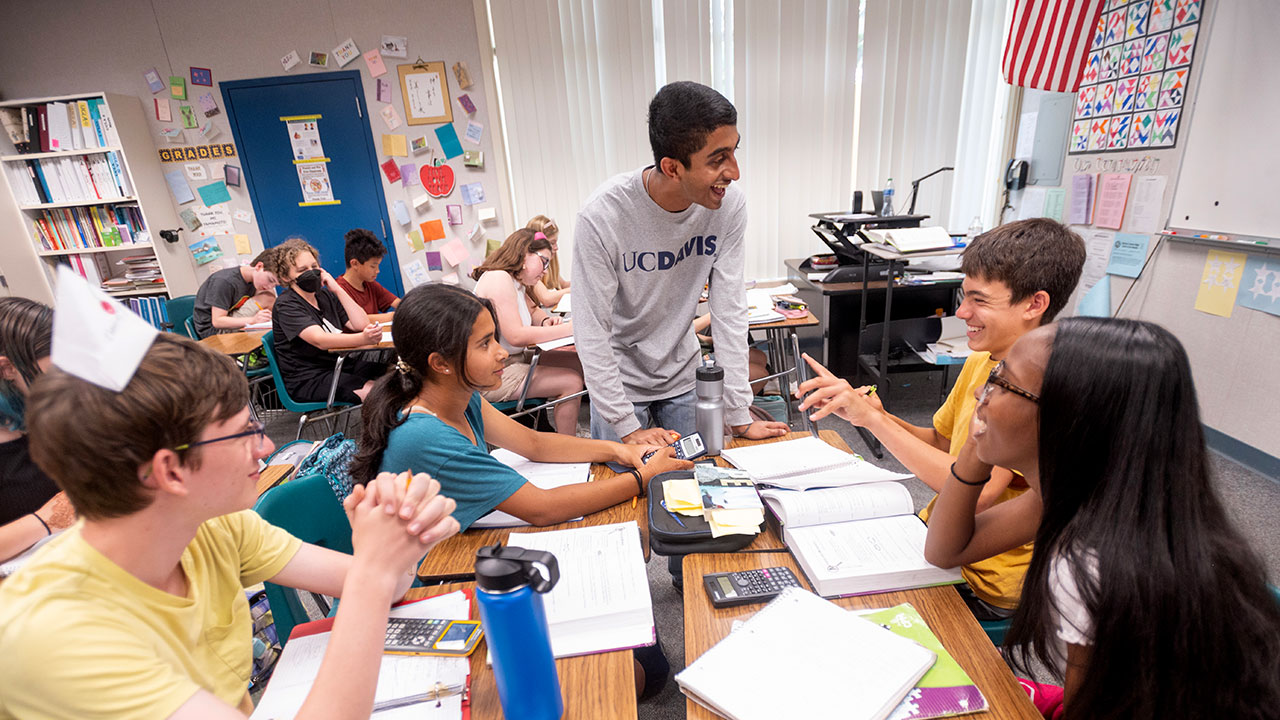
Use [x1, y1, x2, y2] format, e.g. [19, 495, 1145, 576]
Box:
[0, 92, 196, 306]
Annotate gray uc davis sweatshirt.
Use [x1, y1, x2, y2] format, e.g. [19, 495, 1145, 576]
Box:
[572, 168, 753, 439]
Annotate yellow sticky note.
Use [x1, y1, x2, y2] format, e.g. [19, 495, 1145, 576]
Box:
[233, 234, 251, 255]
[407, 230, 424, 252]
[382, 133, 407, 157]
[662, 479, 703, 515]
[1194, 249, 1246, 318]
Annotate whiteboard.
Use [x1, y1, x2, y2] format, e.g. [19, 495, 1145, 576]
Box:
[1168, 1, 1280, 240]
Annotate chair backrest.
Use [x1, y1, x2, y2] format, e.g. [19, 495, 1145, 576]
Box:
[165, 295, 197, 338]
[259, 330, 325, 413]
[253, 473, 352, 644]
[858, 315, 942, 355]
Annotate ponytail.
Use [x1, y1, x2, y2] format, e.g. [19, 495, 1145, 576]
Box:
[349, 363, 421, 484]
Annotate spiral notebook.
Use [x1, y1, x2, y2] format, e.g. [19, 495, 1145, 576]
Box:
[675, 588, 935, 720]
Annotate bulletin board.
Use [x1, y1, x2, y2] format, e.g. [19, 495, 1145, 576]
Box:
[1167, 0, 1280, 241]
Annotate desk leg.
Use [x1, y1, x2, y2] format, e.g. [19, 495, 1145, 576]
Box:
[768, 327, 794, 428]
[790, 330, 817, 437]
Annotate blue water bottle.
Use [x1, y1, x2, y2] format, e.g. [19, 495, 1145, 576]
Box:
[475, 544, 563, 719]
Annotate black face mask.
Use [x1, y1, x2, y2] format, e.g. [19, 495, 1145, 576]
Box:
[294, 268, 323, 293]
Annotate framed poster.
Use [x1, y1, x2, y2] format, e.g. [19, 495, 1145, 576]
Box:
[398, 61, 452, 126]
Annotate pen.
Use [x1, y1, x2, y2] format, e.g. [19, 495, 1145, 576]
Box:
[661, 499, 687, 528]
[371, 682, 465, 714]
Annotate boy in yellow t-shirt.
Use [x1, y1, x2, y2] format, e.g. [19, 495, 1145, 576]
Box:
[796, 218, 1086, 619]
[0, 333, 460, 720]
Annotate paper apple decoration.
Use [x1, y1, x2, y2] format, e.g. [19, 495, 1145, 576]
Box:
[421, 163, 455, 198]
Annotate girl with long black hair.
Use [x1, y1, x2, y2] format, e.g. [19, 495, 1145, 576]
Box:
[350, 283, 690, 531]
[923, 317, 1280, 719]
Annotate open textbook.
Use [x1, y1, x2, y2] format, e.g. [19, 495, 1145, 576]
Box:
[721, 435, 911, 490]
[676, 588, 935, 720]
[761, 482, 962, 597]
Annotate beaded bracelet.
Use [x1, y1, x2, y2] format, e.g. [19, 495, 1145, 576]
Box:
[629, 469, 645, 496]
[949, 462, 990, 486]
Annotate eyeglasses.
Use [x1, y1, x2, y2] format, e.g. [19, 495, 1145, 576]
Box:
[535, 253, 552, 270]
[979, 360, 1040, 405]
[174, 418, 267, 451]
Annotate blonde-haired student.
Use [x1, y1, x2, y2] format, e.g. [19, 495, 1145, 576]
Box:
[526, 215, 570, 307]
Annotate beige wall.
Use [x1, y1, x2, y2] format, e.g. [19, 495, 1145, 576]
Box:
[0, 0, 507, 297]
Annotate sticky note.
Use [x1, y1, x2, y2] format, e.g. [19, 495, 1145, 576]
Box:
[392, 200, 410, 226]
[421, 219, 446, 243]
[434, 124, 464, 159]
[380, 159, 402, 183]
[426, 251, 443, 271]
[382, 134, 407, 157]
[401, 164, 418, 187]
[234, 234, 251, 255]
[441, 238, 469, 265]
[1194, 250, 1246, 318]
[363, 49, 387, 77]
[407, 230, 424, 252]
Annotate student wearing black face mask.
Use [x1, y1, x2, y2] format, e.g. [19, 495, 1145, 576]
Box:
[267, 238, 387, 404]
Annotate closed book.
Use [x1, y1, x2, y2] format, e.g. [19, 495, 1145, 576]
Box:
[76, 101, 96, 149]
[36, 104, 49, 152]
[861, 604, 988, 720]
[86, 99, 106, 147]
[26, 161, 50, 204]
[95, 99, 120, 146]
[46, 102, 72, 152]
[761, 483, 963, 597]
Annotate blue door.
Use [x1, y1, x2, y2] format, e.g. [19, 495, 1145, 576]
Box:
[221, 71, 403, 294]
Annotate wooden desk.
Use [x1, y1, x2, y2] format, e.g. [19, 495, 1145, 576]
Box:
[417, 462, 649, 582]
[681, 552, 1038, 720]
[199, 330, 266, 356]
[404, 584, 636, 720]
[256, 464, 294, 496]
[749, 311, 820, 428]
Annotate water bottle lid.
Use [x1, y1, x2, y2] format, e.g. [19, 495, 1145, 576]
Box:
[475, 544, 560, 593]
[696, 364, 724, 382]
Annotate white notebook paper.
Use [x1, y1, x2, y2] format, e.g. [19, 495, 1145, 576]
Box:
[470, 449, 591, 528]
[721, 436, 911, 490]
[675, 588, 935, 720]
[506, 521, 654, 658]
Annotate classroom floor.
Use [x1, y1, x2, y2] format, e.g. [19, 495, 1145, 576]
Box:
[259, 368, 1279, 720]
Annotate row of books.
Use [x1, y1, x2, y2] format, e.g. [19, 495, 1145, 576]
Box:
[124, 294, 170, 330]
[0, 98, 120, 154]
[32, 205, 148, 252]
[61, 253, 165, 298]
[3, 152, 134, 206]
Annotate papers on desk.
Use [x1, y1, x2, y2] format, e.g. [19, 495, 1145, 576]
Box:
[470, 449, 591, 528]
[535, 334, 574, 351]
[244, 320, 272, 330]
[675, 587, 936, 720]
[746, 289, 785, 324]
[505, 521, 655, 658]
[552, 293, 570, 313]
[661, 466, 764, 538]
[913, 316, 973, 365]
[381, 329, 393, 344]
[251, 591, 472, 720]
[721, 436, 911, 490]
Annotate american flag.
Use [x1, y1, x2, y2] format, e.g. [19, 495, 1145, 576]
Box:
[1002, 0, 1108, 93]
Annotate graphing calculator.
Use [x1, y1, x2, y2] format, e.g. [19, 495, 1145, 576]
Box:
[644, 432, 707, 463]
[703, 567, 803, 608]
[384, 618, 484, 657]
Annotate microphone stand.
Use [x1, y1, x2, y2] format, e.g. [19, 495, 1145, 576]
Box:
[906, 166, 954, 216]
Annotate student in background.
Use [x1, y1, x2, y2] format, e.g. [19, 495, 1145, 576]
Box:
[267, 238, 385, 404]
[352, 284, 689, 699]
[796, 218, 1086, 621]
[0, 298, 73, 563]
[692, 313, 769, 394]
[472, 229, 583, 435]
[191, 249, 278, 338]
[0, 331, 459, 718]
[526, 215, 569, 308]
[922, 317, 1280, 720]
[335, 228, 401, 317]
[573, 81, 787, 445]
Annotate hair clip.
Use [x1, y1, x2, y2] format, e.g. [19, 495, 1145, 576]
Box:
[533, 231, 547, 241]
[395, 358, 415, 376]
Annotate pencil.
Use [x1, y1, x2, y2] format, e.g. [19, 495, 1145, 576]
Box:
[865, 385, 878, 396]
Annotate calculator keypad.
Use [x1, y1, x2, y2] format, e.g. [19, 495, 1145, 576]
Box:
[735, 567, 801, 595]
[385, 618, 447, 650]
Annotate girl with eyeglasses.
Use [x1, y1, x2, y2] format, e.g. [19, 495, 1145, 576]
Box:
[472, 228, 583, 434]
[924, 317, 1280, 719]
[526, 215, 570, 307]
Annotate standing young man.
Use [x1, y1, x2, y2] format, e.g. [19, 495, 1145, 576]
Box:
[335, 228, 401, 317]
[0, 299, 459, 719]
[191, 249, 278, 338]
[573, 81, 788, 445]
[797, 218, 1086, 619]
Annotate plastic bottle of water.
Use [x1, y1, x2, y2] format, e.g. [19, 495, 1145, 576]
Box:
[967, 217, 983, 244]
[881, 178, 895, 217]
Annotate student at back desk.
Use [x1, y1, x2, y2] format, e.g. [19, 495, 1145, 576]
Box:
[334, 228, 401, 316]
[192, 249, 278, 338]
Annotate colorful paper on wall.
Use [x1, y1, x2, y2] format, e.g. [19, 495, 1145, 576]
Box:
[363, 49, 387, 77]
[460, 182, 485, 206]
[406, 230, 424, 252]
[441, 272, 460, 285]
[183, 163, 207, 181]
[446, 205, 463, 225]
[411, 135, 430, 155]
[1068, 174, 1095, 224]
[144, 68, 165, 94]
[194, 206, 233, 235]
[233, 208, 253, 223]
[425, 251, 443, 271]
[234, 234, 252, 255]
[405, 260, 429, 287]
[1194, 250, 1246, 318]
[296, 163, 334, 204]
[376, 78, 393, 104]
[464, 121, 483, 145]
[281, 50, 301, 72]
[392, 200, 410, 226]
[179, 208, 201, 232]
[463, 150, 483, 168]
[456, 93, 476, 115]
[165, 170, 196, 204]
[287, 120, 325, 160]
[197, 93, 219, 118]
[1093, 173, 1131, 229]
[1238, 256, 1280, 317]
[381, 134, 407, 157]
[188, 237, 223, 266]
[380, 105, 403, 131]
[1126, 175, 1167, 233]
[196, 180, 231, 206]
[332, 38, 360, 67]
[1106, 232, 1150, 278]
[400, 164, 418, 187]
[155, 98, 172, 122]
[440, 239, 469, 266]
[381, 158, 403, 183]
[435, 124, 464, 159]
[1043, 188, 1066, 222]
[421, 219, 446, 242]
[170, 76, 187, 100]
[180, 106, 198, 129]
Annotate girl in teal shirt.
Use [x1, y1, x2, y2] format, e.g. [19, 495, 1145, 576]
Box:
[350, 284, 690, 531]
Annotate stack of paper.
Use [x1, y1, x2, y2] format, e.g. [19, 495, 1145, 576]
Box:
[471, 448, 590, 527]
[675, 588, 936, 720]
[721, 436, 911, 490]
[661, 466, 765, 537]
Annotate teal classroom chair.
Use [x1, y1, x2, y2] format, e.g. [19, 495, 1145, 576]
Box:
[260, 331, 360, 440]
[163, 295, 197, 339]
[253, 474, 353, 646]
[980, 618, 1011, 646]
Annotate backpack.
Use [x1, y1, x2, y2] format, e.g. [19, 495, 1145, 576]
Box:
[295, 433, 357, 505]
